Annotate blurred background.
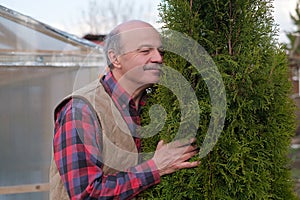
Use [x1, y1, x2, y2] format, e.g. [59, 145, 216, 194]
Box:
[0, 0, 300, 199]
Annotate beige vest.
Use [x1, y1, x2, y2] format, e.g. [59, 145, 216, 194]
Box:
[49, 79, 139, 199]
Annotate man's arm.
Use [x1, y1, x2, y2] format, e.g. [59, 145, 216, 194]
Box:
[53, 98, 160, 199]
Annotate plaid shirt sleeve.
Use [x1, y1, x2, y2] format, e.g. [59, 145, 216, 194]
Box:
[53, 98, 160, 200]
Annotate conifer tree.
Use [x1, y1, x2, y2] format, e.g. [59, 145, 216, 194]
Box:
[140, 0, 297, 199]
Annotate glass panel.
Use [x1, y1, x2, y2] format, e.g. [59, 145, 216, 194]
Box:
[0, 16, 80, 52]
[0, 6, 104, 67]
[0, 66, 100, 200]
[0, 6, 105, 200]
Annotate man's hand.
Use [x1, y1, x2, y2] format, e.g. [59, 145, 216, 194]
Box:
[151, 138, 200, 176]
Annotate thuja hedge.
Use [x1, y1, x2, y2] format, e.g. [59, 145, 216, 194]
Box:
[139, 0, 297, 199]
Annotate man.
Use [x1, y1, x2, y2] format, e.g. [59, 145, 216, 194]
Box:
[49, 20, 199, 200]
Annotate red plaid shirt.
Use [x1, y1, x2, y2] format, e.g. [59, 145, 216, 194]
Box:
[53, 71, 160, 199]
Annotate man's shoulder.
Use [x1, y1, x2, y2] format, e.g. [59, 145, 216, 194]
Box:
[72, 79, 103, 96]
[54, 97, 94, 121]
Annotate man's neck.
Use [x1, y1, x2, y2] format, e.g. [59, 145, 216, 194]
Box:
[112, 70, 151, 108]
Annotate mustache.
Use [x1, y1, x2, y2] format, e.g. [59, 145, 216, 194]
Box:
[143, 64, 162, 71]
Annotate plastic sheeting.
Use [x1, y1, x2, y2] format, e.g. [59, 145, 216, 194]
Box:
[0, 5, 104, 67]
[0, 5, 105, 200]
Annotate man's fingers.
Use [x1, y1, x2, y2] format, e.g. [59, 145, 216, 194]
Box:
[179, 148, 199, 162]
[156, 140, 164, 150]
[189, 137, 197, 144]
[153, 138, 200, 176]
[177, 161, 200, 169]
[179, 144, 199, 155]
[172, 137, 197, 147]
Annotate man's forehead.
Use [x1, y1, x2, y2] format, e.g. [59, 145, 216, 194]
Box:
[117, 27, 162, 50]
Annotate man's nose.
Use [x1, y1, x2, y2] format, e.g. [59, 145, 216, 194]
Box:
[150, 48, 163, 64]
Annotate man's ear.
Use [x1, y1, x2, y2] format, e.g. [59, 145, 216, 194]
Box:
[108, 50, 121, 69]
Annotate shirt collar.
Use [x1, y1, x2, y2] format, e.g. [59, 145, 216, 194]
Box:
[100, 71, 147, 111]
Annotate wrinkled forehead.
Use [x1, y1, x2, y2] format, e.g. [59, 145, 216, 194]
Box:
[116, 27, 162, 53]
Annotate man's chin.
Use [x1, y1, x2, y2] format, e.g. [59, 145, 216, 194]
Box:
[145, 68, 162, 78]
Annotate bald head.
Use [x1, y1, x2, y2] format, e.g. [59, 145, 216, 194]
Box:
[111, 20, 154, 34]
[103, 20, 160, 69]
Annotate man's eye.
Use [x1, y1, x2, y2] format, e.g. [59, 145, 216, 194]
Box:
[139, 48, 151, 54]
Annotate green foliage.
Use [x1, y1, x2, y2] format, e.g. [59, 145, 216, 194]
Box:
[140, 0, 297, 199]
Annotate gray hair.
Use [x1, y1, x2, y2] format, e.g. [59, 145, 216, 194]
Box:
[103, 29, 122, 69]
